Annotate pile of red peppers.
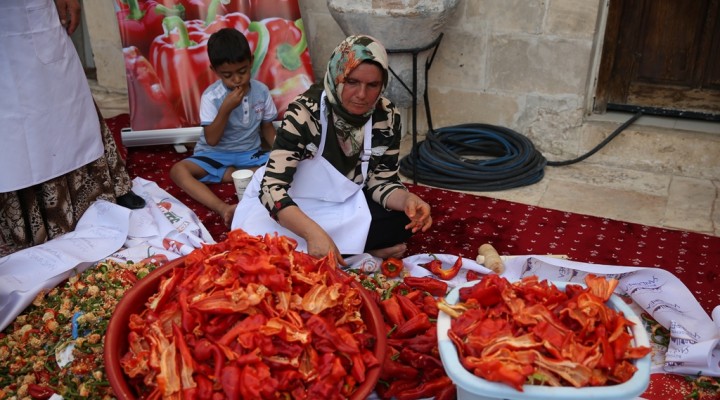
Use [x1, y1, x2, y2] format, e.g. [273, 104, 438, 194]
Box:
[114, 0, 314, 129]
[440, 274, 652, 391]
[120, 230, 380, 399]
[350, 261, 463, 400]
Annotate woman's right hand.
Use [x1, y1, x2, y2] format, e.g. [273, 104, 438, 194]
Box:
[305, 228, 346, 266]
[276, 206, 347, 266]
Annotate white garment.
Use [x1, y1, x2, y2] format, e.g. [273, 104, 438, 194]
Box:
[232, 93, 372, 254]
[0, 0, 103, 192]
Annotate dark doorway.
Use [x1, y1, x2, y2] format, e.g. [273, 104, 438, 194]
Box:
[594, 0, 720, 121]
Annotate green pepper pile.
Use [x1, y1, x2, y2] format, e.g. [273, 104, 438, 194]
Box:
[0, 260, 158, 399]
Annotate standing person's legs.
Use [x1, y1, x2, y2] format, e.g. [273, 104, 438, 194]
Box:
[94, 103, 145, 209]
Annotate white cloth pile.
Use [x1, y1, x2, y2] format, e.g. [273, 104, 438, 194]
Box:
[0, 177, 214, 331]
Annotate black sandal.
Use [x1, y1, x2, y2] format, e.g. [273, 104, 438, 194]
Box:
[116, 191, 146, 210]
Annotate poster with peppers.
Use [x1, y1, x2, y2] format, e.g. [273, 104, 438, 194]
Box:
[114, 0, 315, 131]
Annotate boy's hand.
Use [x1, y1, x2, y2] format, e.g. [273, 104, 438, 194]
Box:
[223, 85, 247, 110]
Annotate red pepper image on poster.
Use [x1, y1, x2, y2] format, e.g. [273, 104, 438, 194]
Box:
[161, 0, 228, 22]
[249, 0, 301, 21]
[123, 46, 182, 131]
[118, 0, 315, 130]
[205, 12, 257, 52]
[223, 0, 250, 15]
[149, 16, 216, 126]
[251, 18, 314, 119]
[115, 0, 183, 57]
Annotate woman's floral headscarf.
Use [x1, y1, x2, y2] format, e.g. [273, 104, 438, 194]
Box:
[323, 35, 389, 156]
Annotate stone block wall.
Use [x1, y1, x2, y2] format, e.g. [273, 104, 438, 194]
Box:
[84, 0, 719, 180]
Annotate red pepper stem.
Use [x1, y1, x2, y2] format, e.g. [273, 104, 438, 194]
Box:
[275, 19, 308, 71]
[124, 0, 145, 21]
[162, 16, 195, 49]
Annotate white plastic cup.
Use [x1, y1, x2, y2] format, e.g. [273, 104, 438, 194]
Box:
[231, 169, 254, 200]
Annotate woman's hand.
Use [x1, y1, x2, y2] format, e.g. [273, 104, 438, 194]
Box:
[276, 205, 347, 266]
[305, 228, 346, 266]
[385, 189, 432, 233]
[402, 192, 432, 233]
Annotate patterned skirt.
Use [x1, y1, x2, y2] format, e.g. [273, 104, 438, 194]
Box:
[0, 106, 132, 257]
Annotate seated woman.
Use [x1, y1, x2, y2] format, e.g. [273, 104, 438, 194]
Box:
[232, 34, 432, 265]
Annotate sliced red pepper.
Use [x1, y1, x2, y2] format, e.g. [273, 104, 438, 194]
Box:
[421, 292, 439, 318]
[435, 382, 457, 400]
[421, 258, 442, 272]
[393, 313, 432, 339]
[427, 255, 463, 280]
[381, 257, 404, 278]
[380, 295, 405, 327]
[306, 314, 360, 354]
[466, 269, 483, 281]
[394, 376, 453, 400]
[115, 0, 183, 56]
[379, 379, 418, 400]
[379, 353, 419, 381]
[149, 16, 216, 126]
[221, 364, 244, 398]
[403, 276, 448, 297]
[396, 293, 423, 319]
[399, 347, 444, 371]
[350, 352, 367, 383]
[387, 326, 438, 354]
[191, 338, 224, 381]
[171, 324, 196, 391]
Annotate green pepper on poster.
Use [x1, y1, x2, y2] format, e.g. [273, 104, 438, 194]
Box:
[123, 46, 182, 131]
[115, 0, 184, 57]
[250, 18, 314, 117]
[149, 16, 216, 126]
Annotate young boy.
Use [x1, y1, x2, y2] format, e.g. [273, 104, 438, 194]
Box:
[170, 28, 277, 227]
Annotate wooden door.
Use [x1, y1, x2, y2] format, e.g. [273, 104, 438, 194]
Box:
[595, 0, 720, 120]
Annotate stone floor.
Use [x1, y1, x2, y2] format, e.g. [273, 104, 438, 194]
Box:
[92, 83, 719, 238]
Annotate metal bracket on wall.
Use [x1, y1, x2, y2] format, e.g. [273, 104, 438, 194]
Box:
[387, 33, 444, 184]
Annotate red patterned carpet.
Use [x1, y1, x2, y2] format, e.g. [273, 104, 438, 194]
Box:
[111, 114, 719, 399]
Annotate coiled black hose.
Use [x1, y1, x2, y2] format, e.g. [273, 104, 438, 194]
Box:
[399, 112, 643, 191]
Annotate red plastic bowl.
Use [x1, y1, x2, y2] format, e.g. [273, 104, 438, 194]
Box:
[104, 256, 386, 399]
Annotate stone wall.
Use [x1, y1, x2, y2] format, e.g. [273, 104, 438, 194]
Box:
[84, 0, 719, 180]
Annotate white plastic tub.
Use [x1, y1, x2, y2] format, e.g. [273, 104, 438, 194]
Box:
[437, 280, 651, 400]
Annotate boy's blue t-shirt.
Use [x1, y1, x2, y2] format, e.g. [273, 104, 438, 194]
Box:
[196, 79, 277, 153]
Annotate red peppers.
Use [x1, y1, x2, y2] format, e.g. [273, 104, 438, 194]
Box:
[381, 257, 404, 278]
[423, 255, 464, 280]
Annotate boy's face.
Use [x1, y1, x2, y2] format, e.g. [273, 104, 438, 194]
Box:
[213, 59, 252, 91]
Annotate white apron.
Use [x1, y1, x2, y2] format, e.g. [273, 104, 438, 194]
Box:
[232, 93, 372, 254]
[0, 0, 103, 192]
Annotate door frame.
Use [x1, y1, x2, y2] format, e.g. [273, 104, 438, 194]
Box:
[585, 0, 611, 117]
